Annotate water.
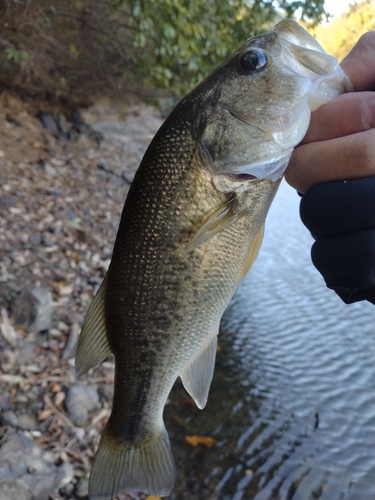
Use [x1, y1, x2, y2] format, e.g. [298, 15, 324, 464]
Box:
[166, 180, 375, 499]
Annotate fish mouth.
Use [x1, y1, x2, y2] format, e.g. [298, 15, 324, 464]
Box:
[278, 46, 354, 110]
[274, 20, 354, 109]
[223, 151, 292, 182]
[225, 173, 257, 181]
[274, 19, 328, 57]
[225, 101, 311, 182]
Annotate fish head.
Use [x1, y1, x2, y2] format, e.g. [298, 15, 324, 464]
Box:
[199, 19, 353, 183]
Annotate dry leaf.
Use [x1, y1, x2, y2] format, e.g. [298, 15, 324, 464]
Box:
[0, 308, 17, 346]
[38, 408, 53, 421]
[27, 140, 42, 149]
[51, 382, 62, 392]
[54, 391, 66, 406]
[91, 408, 111, 426]
[0, 374, 24, 384]
[185, 435, 218, 448]
[58, 284, 74, 296]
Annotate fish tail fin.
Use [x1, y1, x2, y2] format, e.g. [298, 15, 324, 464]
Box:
[89, 424, 176, 500]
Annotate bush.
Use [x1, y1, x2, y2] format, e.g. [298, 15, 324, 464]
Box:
[0, 0, 327, 107]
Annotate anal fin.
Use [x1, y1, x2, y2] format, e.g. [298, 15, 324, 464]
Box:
[75, 275, 112, 377]
[237, 223, 265, 283]
[180, 324, 219, 409]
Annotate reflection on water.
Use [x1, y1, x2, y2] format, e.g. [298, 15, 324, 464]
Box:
[166, 180, 375, 500]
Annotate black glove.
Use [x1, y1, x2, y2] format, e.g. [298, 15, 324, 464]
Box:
[299, 177, 375, 305]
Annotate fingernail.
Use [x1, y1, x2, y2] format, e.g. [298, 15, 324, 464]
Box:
[364, 96, 375, 128]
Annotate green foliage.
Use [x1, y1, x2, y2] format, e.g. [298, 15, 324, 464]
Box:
[125, 0, 327, 93]
[1, 0, 327, 105]
[4, 48, 28, 62]
[278, 0, 328, 22]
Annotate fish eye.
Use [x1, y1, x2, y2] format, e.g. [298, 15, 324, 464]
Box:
[237, 48, 268, 75]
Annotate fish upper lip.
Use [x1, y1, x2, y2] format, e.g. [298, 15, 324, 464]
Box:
[273, 19, 327, 54]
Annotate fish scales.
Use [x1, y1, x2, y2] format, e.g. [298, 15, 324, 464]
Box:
[76, 19, 353, 499]
[105, 105, 275, 435]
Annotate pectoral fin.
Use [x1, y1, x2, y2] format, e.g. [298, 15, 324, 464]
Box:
[237, 224, 265, 283]
[184, 200, 238, 256]
[180, 324, 219, 409]
[75, 276, 112, 377]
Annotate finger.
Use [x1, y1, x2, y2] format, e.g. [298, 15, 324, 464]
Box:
[340, 31, 375, 91]
[301, 92, 375, 144]
[285, 128, 375, 193]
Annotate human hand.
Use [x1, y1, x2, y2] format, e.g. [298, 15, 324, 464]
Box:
[286, 31, 375, 191]
[299, 178, 375, 304]
[285, 32, 375, 305]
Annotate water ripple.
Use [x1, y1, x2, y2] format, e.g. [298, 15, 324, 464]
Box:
[167, 181, 374, 500]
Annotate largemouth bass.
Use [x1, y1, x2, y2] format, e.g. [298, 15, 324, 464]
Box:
[76, 19, 352, 499]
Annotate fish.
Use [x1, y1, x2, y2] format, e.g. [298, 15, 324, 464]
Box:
[76, 19, 353, 500]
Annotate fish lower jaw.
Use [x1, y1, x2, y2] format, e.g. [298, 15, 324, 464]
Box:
[308, 72, 355, 111]
[223, 150, 292, 182]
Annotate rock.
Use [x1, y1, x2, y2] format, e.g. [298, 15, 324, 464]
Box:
[70, 110, 86, 134]
[0, 411, 18, 428]
[5, 114, 22, 127]
[121, 170, 134, 184]
[36, 112, 73, 140]
[38, 159, 57, 177]
[1, 411, 37, 431]
[0, 196, 16, 209]
[36, 112, 59, 135]
[98, 383, 113, 402]
[56, 114, 73, 141]
[75, 477, 89, 498]
[12, 288, 53, 333]
[57, 462, 75, 489]
[36, 110, 96, 141]
[62, 322, 80, 360]
[65, 384, 100, 426]
[0, 431, 69, 500]
[97, 162, 113, 174]
[15, 414, 38, 431]
[0, 392, 10, 414]
[17, 341, 37, 366]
